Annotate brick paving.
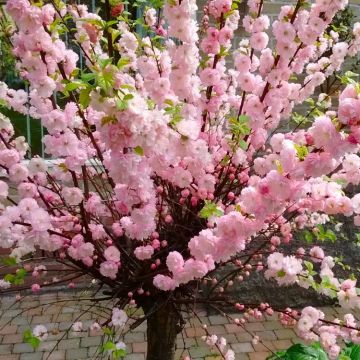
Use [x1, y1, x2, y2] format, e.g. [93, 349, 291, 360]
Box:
[0, 290, 344, 360]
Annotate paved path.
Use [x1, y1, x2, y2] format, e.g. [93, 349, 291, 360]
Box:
[0, 290, 343, 360]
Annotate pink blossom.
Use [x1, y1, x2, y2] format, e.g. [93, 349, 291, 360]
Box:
[218, 27, 233, 45]
[104, 246, 120, 262]
[200, 68, 221, 86]
[72, 322, 83, 332]
[309, 246, 325, 263]
[111, 308, 128, 327]
[338, 98, 360, 125]
[61, 187, 84, 206]
[250, 32, 269, 51]
[134, 245, 154, 260]
[99, 261, 118, 279]
[166, 251, 184, 273]
[153, 274, 178, 291]
[200, 38, 220, 54]
[33, 325, 47, 340]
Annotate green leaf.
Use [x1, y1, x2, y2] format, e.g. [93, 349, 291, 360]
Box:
[229, 115, 251, 138]
[63, 81, 86, 92]
[338, 355, 351, 360]
[239, 139, 248, 150]
[199, 200, 223, 219]
[16, 268, 27, 278]
[81, 72, 96, 82]
[303, 230, 313, 244]
[23, 330, 40, 349]
[134, 146, 144, 156]
[116, 99, 129, 111]
[79, 88, 91, 108]
[325, 229, 336, 242]
[286, 343, 328, 360]
[120, 84, 135, 90]
[123, 94, 134, 101]
[117, 57, 131, 69]
[4, 274, 15, 283]
[1, 257, 17, 266]
[102, 327, 115, 336]
[343, 343, 360, 359]
[304, 261, 314, 274]
[220, 154, 230, 166]
[102, 341, 116, 352]
[294, 144, 308, 161]
[164, 99, 174, 106]
[101, 116, 117, 126]
[113, 348, 127, 359]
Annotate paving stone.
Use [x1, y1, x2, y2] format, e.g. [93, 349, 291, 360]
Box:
[16, 325, 31, 334]
[0, 355, 20, 360]
[11, 317, 32, 326]
[52, 314, 72, 322]
[31, 316, 52, 325]
[25, 309, 43, 316]
[176, 336, 197, 348]
[132, 342, 147, 353]
[236, 354, 250, 360]
[42, 350, 66, 360]
[81, 335, 103, 347]
[125, 354, 145, 360]
[87, 346, 100, 357]
[208, 315, 228, 325]
[0, 325, 18, 335]
[0, 290, 352, 360]
[274, 329, 297, 340]
[185, 326, 206, 338]
[20, 301, 39, 309]
[13, 343, 34, 353]
[256, 330, 277, 341]
[236, 332, 253, 342]
[245, 323, 265, 332]
[2, 334, 23, 344]
[0, 343, 14, 353]
[57, 338, 80, 350]
[38, 341, 58, 352]
[4, 310, 22, 318]
[207, 325, 227, 335]
[67, 330, 90, 338]
[249, 352, 270, 360]
[62, 307, 76, 314]
[231, 342, 254, 353]
[252, 341, 276, 352]
[65, 348, 88, 359]
[189, 346, 212, 358]
[124, 331, 145, 342]
[58, 322, 73, 331]
[272, 339, 293, 350]
[263, 321, 284, 330]
[44, 329, 64, 342]
[19, 353, 43, 360]
[225, 323, 246, 333]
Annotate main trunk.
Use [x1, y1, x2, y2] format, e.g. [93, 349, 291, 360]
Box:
[145, 304, 180, 360]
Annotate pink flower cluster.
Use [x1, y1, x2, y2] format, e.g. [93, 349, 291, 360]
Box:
[2, 0, 360, 356]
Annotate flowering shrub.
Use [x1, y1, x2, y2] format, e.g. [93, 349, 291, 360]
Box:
[1, 0, 360, 359]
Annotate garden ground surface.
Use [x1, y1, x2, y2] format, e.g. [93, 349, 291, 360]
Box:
[0, 289, 347, 360]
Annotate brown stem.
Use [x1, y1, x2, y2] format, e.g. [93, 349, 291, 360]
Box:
[144, 301, 182, 360]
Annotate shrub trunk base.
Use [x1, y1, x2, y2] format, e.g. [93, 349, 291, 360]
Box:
[145, 304, 180, 360]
